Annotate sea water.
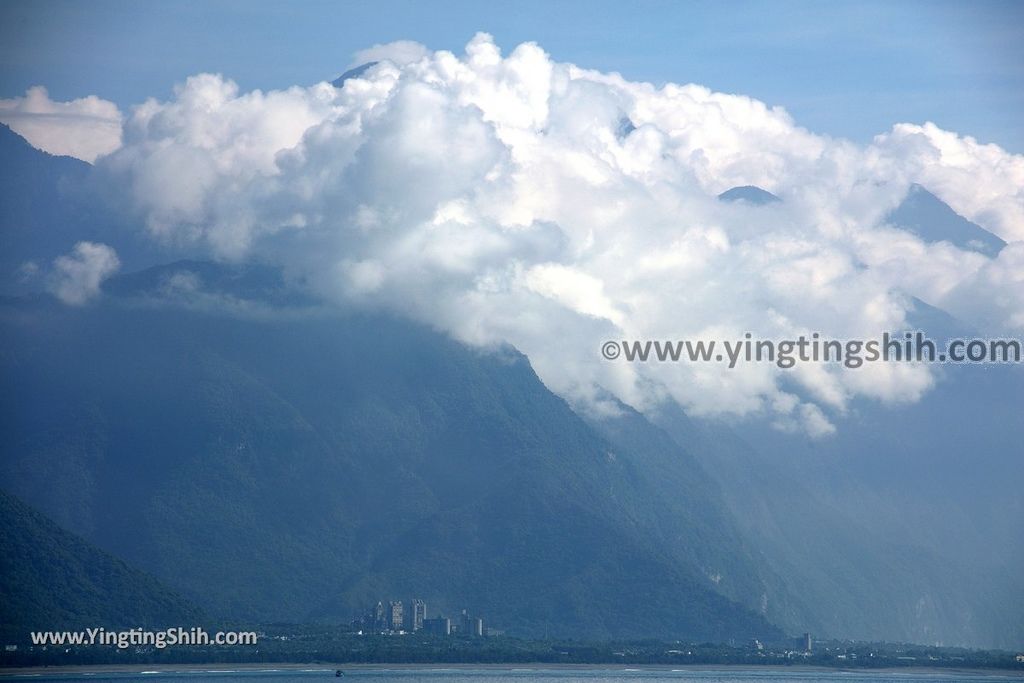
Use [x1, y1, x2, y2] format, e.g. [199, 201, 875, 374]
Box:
[1, 667, 1019, 683]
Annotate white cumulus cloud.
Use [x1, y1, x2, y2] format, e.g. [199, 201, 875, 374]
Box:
[48, 242, 121, 305]
[79, 33, 1024, 434]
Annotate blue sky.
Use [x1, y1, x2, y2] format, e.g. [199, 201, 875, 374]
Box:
[1, 0, 1022, 152]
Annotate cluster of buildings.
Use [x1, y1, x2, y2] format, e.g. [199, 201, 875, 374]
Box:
[354, 599, 493, 637]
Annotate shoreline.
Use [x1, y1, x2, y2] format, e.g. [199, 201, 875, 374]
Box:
[1, 662, 1022, 677]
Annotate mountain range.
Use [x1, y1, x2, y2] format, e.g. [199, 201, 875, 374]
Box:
[0, 123, 1020, 648]
[0, 271, 780, 641]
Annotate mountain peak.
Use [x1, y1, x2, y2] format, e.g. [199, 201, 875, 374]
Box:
[887, 184, 1005, 256]
[331, 62, 379, 88]
[718, 185, 781, 205]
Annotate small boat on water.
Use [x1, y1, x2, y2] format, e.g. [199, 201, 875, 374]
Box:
[335, 670, 344, 677]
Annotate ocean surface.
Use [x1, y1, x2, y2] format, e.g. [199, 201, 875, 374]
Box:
[1, 667, 1020, 683]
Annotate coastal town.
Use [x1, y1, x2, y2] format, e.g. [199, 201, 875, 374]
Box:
[351, 600, 501, 638]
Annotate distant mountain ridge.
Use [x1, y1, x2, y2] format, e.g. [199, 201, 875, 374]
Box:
[0, 268, 782, 641]
[0, 124, 194, 295]
[0, 123, 91, 292]
[716, 181, 1007, 257]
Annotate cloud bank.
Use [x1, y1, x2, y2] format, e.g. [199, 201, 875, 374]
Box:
[35, 35, 1024, 433]
[0, 86, 123, 163]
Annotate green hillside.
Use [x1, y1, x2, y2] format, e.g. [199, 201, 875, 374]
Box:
[0, 490, 203, 641]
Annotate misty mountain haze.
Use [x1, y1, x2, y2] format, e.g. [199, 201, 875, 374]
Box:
[0, 259, 783, 641]
[1, 30, 1022, 656]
